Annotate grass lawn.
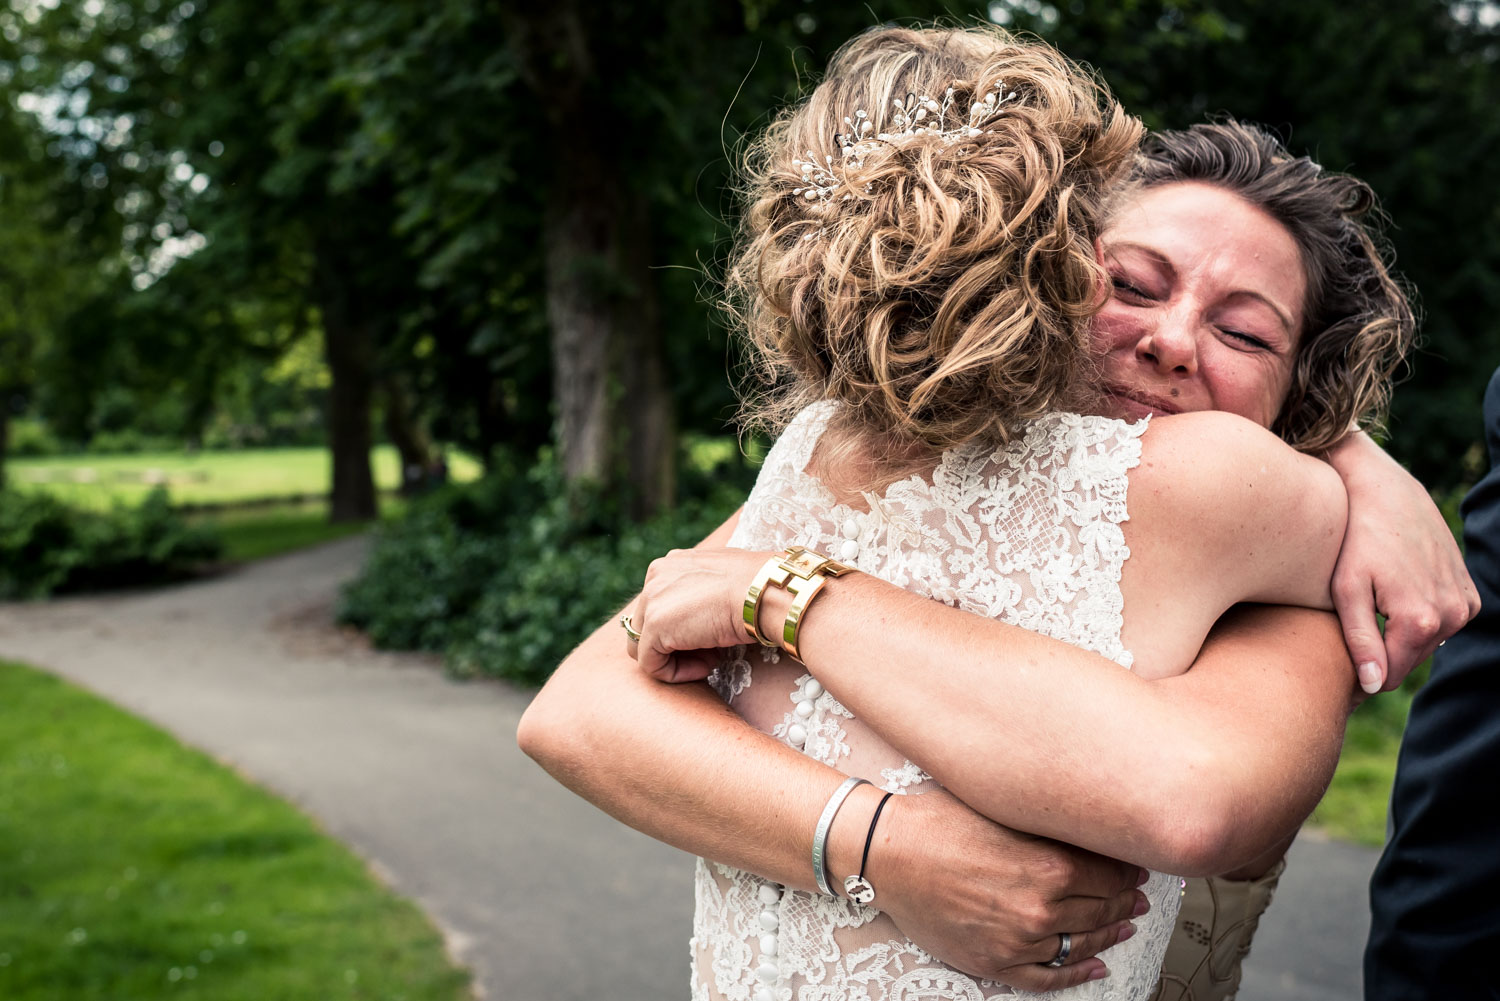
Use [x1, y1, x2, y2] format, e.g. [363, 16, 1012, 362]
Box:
[0, 660, 472, 1001]
[188, 500, 407, 564]
[10, 447, 480, 509]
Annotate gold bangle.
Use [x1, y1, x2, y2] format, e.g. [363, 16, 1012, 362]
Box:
[743, 554, 793, 646]
[782, 572, 831, 660]
[741, 546, 853, 659]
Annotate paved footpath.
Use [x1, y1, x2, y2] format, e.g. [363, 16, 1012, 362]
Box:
[0, 537, 1379, 1001]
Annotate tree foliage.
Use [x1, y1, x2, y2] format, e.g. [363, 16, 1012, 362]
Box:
[1, 0, 1495, 512]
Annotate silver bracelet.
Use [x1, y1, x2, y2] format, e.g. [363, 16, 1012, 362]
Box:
[812, 776, 868, 896]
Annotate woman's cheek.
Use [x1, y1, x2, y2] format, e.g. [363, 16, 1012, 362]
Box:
[1089, 306, 1137, 354]
[1206, 363, 1284, 428]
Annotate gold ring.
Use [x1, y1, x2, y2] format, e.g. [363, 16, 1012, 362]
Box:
[620, 613, 642, 643]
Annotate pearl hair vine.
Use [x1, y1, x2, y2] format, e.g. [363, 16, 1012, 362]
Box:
[790, 82, 1021, 221]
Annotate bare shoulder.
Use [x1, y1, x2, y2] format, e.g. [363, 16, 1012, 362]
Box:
[1129, 412, 1347, 610]
[1134, 411, 1344, 515]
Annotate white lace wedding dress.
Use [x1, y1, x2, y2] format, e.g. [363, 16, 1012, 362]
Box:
[691, 402, 1181, 1001]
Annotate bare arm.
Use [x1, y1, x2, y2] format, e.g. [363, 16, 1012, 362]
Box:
[794, 594, 1354, 875]
[634, 549, 1352, 876]
[629, 413, 1355, 874]
[518, 511, 1143, 990]
[1323, 430, 1479, 692]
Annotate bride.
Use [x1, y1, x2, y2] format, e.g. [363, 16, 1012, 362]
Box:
[520, 23, 1474, 1001]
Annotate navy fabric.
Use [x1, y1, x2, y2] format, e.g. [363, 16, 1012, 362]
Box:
[1366, 367, 1500, 999]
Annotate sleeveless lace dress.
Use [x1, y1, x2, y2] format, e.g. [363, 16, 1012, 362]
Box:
[690, 402, 1180, 1001]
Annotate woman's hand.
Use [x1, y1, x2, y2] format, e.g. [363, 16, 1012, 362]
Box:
[628, 547, 775, 682]
[1325, 432, 1479, 693]
[872, 788, 1146, 990]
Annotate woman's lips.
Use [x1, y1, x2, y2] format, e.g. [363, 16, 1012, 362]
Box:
[1103, 385, 1182, 417]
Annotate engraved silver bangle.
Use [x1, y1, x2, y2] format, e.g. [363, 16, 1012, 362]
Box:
[812, 776, 868, 896]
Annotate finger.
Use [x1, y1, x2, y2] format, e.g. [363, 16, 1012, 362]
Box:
[620, 610, 643, 660]
[1464, 576, 1483, 621]
[1381, 608, 1444, 689]
[1062, 920, 1136, 965]
[1332, 576, 1386, 693]
[997, 956, 1107, 992]
[1443, 594, 1477, 637]
[1051, 886, 1146, 935]
[1023, 919, 1136, 969]
[1041, 849, 1144, 901]
[637, 629, 675, 681]
[643, 642, 683, 682]
[663, 651, 717, 684]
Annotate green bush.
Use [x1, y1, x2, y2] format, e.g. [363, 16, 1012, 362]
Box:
[338, 448, 748, 686]
[85, 428, 187, 454]
[0, 488, 223, 599]
[7, 418, 66, 457]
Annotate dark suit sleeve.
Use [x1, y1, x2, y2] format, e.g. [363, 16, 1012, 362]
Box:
[1365, 367, 1500, 998]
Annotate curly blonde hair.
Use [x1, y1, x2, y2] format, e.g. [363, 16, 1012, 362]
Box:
[727, 25, 1143, 469]
[1127, 121, 1415, 452]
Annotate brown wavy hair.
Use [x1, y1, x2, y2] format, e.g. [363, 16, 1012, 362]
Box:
[1127, 121, 1416, 452]
[727, 25, 1143, 469]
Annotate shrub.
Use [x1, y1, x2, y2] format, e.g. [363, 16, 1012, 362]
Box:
[338, 447, 749, 686]
[85, 428, 186, 454]
[8, 418, 66, 457]
[0, 488, 223, 599]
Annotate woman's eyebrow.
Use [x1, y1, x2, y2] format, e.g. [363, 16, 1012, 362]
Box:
[1104, 241, 1174, 276]
[1109, 240, 1296, 333]
[1226, 290, 1295, 335]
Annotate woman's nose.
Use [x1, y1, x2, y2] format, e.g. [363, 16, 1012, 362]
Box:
[1135, 316, 1198, 374]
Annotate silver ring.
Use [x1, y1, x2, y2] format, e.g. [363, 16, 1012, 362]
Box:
[1045, 932, 1072, 968]
[620, 613, 641, 643]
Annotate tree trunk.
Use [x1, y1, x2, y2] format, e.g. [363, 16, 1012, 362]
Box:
[380, 375, 434, 496]
[510, 0, 676, 518]
[315, 253, 378, 523]
[617, 197, 675, 520]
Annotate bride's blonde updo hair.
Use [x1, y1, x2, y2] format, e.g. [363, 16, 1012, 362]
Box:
[729, 24, 1142, 469]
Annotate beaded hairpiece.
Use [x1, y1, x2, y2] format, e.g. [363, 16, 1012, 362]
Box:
[791, 83, 1019, 211]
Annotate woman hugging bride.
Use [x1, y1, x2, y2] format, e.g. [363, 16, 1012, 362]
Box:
[521, 22, 1475, 1001]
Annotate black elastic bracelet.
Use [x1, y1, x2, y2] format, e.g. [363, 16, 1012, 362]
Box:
[843, 791, 895, 905]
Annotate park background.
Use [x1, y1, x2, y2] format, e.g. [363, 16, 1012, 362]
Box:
[1, 0, 1498, 998]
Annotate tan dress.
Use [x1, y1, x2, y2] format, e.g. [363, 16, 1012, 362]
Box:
[1150, 863, 1286, 1001]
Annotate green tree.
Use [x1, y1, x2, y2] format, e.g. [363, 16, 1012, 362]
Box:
[0, 83, 111, 487]
[10, 0, 1489, 517]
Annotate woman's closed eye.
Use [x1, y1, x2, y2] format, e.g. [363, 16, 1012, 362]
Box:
[1109, 275, 1156, 301]
[1219, 328, 1273, 351]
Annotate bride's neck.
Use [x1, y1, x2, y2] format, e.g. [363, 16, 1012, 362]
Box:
[806, 426, 940, 510]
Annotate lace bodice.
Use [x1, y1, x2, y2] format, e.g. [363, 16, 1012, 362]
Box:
[689, 403, 1179, 1001]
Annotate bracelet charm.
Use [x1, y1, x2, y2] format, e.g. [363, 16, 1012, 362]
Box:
[843, 791, 895, 905]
